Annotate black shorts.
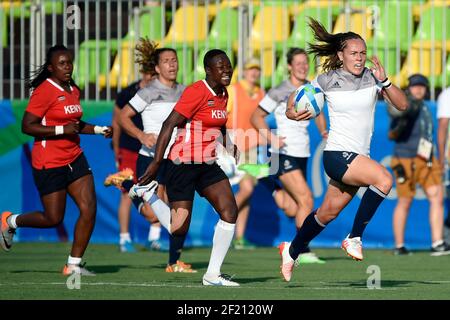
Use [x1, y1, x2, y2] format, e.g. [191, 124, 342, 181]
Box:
[323, 150, 358, 182]
[32, 153, 92, 196]
[136, 154, 168, 185]
[271, 153, 308, 179]
[165, 160, 228, 202]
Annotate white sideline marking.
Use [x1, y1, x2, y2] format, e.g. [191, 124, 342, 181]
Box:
[0, 281, 418, 290]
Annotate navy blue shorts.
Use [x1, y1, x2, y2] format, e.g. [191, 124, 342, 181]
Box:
[323, 150, 358, 182]
[165, 161, 228, 202]
[270, 153, 308, 179]
[32, 153, 92, 196]
[136, 154, 168, 185]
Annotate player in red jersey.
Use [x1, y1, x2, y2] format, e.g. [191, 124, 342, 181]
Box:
[135, 49, 240, 286]
[0, 45, 112, 276]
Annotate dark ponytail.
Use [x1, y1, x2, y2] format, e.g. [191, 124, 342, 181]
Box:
[307, 17, 364, 72]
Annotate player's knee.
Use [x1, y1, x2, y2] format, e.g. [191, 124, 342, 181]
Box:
[219, 204, 238, 224]
[45, 214, 64, 227]
[316, 206, 338, 224]
[376, 169, 393, 194]
[172, 225, 189, 236]
[299, 192, 314, 211]
[79, 204, 97, 220]
[239, 181, 254, 198]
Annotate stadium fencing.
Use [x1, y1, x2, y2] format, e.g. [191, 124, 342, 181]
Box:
[0, 0, 448, 101]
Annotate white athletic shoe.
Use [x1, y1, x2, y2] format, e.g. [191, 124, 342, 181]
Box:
[341, 234, 363, 261]
[128, 180, 158, 200]
[202, 273, 240, 286]
[62, 263, 96, 276]
[278, 241, 295, 282]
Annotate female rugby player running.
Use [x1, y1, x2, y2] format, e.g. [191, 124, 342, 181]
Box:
[278, 18, 408, 282]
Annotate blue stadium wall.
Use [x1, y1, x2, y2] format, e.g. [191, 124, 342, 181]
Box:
[0, 99, 446, 249]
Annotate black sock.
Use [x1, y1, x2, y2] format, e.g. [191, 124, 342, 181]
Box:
[444, 213, 450, 228]
[349, 186, 386, 239]
[122, 180, 133, 192]
[298, 246, 311, 254]
[295, 227, 311, 254]
[169, 234, 186, 265]
[121, 180, 144, 212]
[289, 210, 325, 260]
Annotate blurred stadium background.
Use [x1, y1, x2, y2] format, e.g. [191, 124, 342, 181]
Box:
[0, 0, 449, 249]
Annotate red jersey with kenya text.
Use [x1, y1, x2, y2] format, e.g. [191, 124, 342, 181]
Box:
[26, 79, 83, 169]
[169, 80, 228, 163]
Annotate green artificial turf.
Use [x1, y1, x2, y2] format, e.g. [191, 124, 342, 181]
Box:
[1, 243, 449, 300]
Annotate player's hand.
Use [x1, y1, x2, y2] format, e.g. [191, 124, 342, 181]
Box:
[140, 133, 158, 149]
[369, 56, 387, 81]
[286, 104, 313, 121]
[138, 162, 158, 186]
[64, 121, 80, 134]
[102, 126, 113, 138]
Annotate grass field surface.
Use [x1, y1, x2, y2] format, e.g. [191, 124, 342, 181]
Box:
[1, 243, 449, 300]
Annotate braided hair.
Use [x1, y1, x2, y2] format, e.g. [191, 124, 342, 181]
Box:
[27, 45, 76, 90]
[134, 37, 177, 76]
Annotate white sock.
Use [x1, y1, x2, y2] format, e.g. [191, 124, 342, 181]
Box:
[432, 239, 444, 248]
[148, 225, 161, 241]
[119, 233, 131, 244]
[68, 255, 82, 265]
[144, 194, 172, 234]
[7, 214, 19, 229]
[205, 219, 235, 277]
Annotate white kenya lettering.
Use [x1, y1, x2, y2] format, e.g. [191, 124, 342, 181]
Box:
[211, 110, 227, 119]
[64, 105, 82, 114]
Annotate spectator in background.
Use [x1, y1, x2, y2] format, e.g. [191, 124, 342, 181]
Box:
[389, 74, 450, 256]
[225, 58, 265, 250]
[437, 86, 450, 244]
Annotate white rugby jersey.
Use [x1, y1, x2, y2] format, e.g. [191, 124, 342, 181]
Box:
[129, 78, 186, 158]
[437, 87, 450, 119]
[259, 80, 310, 157]
[312, 68, 382, 156]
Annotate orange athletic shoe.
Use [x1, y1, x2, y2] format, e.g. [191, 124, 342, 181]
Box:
[62, 263, 96, 276]
[165, 260, 197, 273]
[104, 168, 134, 189]
[0, 211, 15, 252]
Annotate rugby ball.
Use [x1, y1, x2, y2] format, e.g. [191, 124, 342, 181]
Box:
[293, 83, 324, 118]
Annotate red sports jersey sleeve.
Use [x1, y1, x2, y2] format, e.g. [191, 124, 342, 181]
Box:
[174, 83, 204, 119]
[26, 85, 52, 118]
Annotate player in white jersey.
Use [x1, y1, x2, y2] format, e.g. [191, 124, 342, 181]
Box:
[437, 86, 450, 243]
[107, 39, 195, 273]
[278, 18, 408, 282]
[251, 47, 327, 264]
